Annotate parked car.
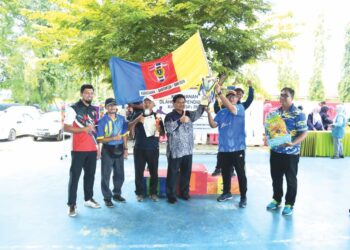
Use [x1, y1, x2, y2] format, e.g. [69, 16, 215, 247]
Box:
[0, 105, 41, 141]
[33, 111, 67, 141]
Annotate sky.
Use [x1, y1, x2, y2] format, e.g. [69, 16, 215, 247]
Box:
[258, 0, 350, 99]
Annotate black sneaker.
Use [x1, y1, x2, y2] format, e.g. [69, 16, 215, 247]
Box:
[217, 193, 233, 202]
[211, 168, 221, 176]
[340, 155, 344, 158]
[239, 197, 247, 208]
[113, 194, 126, 203]
[104, 199, 114, 208]
[179, 193, 190, 201]
[167, 197, 177, 204]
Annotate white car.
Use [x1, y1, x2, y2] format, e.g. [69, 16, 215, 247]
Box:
[0, 105, 41, 141]
[33, 111, 66, 141]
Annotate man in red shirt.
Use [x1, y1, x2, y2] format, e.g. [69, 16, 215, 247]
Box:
[64, 84, 100, 217]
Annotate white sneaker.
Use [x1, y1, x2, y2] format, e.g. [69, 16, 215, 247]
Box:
[84, 198, 101, 208]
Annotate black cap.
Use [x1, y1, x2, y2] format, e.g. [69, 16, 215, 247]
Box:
[105, 98, 117, 107]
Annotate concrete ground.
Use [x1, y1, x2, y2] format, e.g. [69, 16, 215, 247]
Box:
[0, 137, 350, 249]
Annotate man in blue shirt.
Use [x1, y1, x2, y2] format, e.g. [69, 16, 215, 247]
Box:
[96, 98, 132, 208]
[207, 84, 248, 208]
[265, 88, 308, 216]
[212, 80, 254, 176]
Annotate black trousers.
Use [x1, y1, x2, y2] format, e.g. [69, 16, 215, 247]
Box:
[166, 155, 192, 199]
[221, 151, 247, 198]
[270, 151, 300, 206]
[214, 152, 224, 169]
[134, 148, 159, 195]
[67, 151, 97, 206]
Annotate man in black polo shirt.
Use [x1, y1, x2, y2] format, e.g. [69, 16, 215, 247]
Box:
[133, 96, 164, 202]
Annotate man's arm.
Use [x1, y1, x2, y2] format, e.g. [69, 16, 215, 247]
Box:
[242, 82, 254, 110]
[285, 131, 308, 147]
[188, 105, 205, 123]
[206, 109, 218, 128]
[63, 106, 95, 134]
[127, 114, 143, 130]
[285, 112, 308, 146]
[157, 118, 166, 136]
[123, 135, 128, 159]
[214, 99, 221, 114]
[164, 115, 179, 134]
[63, 124, 94, 134]
[215, 84, 237, 115]
[129, 102, 144, 110]
[97, 134, 122, 144]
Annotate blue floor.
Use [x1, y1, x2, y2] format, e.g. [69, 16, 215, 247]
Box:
[1, 144, 350, 249]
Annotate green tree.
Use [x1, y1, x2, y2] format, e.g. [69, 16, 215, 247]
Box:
[0, 0, 20, 87]
[308, 15, 326, 101]
[26, 0, 291, 75]
[7, 0, 294, 106]
[0, 0, 85, 107]
[338, 23, 350, 102]
[277, 61, 299, 96]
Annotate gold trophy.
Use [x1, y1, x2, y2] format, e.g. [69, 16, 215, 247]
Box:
[200, 74, 227, 106]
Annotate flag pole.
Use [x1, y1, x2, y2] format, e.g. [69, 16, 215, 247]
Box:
[197, 31, 212, 77]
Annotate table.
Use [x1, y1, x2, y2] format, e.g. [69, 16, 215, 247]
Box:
[300, 131, 350, 157]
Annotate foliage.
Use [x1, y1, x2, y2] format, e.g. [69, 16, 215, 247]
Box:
[308, 15, 325, 101]
[338, 23, 350, 102]
[1, 0, 294, 107]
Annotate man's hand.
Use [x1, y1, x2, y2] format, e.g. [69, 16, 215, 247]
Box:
[114, 133, 122, 141]
[124, 149, 128, 159]
[282, 142, 294, 147]
[135, 113, 144, 123]
[217, 73, 227, 86]
[247, 80, 252, 87]
[84, 124, 96, 134]
[179, 111, 190, 123]
[139, 115, 145, 124]
[215, 83, 222, 94]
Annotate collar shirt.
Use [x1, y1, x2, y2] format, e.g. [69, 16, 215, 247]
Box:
[271, 104, 307, 155]
[96, 113, 128, 146]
